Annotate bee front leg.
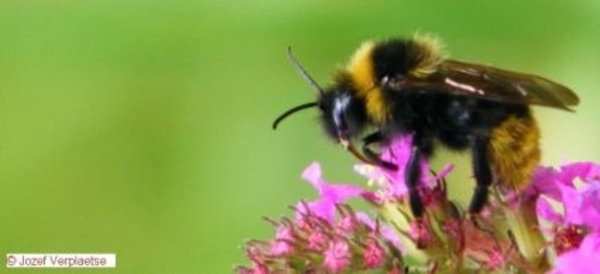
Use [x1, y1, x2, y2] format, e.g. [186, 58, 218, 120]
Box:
[468, 135, 492, 214]
[361, 131, 398, 170]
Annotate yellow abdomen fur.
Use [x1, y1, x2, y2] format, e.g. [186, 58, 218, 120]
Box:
[488, 114, 541, 190]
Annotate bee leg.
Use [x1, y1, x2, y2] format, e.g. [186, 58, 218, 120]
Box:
[361, 131, 398, 170]
[406, 146, 424, 217]
[468, 135, 492, 214]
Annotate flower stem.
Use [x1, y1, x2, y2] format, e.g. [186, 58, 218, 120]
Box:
[503, 198, 550, 273]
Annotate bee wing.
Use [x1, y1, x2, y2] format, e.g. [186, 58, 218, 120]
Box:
[409, 59, 580, 111]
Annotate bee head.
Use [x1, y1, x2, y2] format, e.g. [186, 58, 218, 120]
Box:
[272, 48, 367, 143]
[317, 81, 367, 142]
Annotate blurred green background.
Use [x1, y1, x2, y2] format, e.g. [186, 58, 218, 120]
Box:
[0, 1, 598, 273]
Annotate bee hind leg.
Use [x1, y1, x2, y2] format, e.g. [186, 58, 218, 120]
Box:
[468, 135, 493, 214]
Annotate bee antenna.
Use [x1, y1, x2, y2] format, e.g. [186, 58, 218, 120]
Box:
[287, 46, 325, 96]
[272, 102, 319, 130]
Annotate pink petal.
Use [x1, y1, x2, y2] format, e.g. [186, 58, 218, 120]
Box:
[578, 232, 600, 253]
[557, 180, 600, 231]
[536, 196, 564, 223]
[377, 135, 441, 196]
[579, 182, 600, 230]
[307, 200, 336, 222]
[528, 166, 560, 200]
[558, 183, 584, 225]
[271, 227, 295, 256]
[557, 162, 600, 187]
[297, 162, 366, 223]
[323, 184, 365, 202]
[356, 213, 404, 253]
[425, 164, 454, 183]
[551, 232, 600, 273]
[363, 240, 385, 268]
[301, 162, 323, 189]
[323, 240, 351, 272]
[302, 162, 364, 202]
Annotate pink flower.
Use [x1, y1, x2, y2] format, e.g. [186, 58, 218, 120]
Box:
[536, 197, 563, 224]
[557, 162, 600, 186]
[296, 162, 366, 223]
[553, 225, 587, 254]
[240, 202, 400, 273]
[363, 239, 385, 268]
[408, 220, 431, 245]
[270, 226, 295, 256]
[239, 135, 600, 273]
[323, 240, 351, 272]
[356, 213, 403, 252]
[235, 262, 269, 274]
[307, 230, 328, 250]
[337, 215, 358, 232]
[551, 232, 600, 274]
[354, 135, 452, 199]
[558, 181, 600, 231]
[485, 248, 505, 270]
[525, 166, 561, 200]
[536, 162, 600, 233]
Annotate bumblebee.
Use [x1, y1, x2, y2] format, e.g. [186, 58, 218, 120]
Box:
[273, 34, 579, 217]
